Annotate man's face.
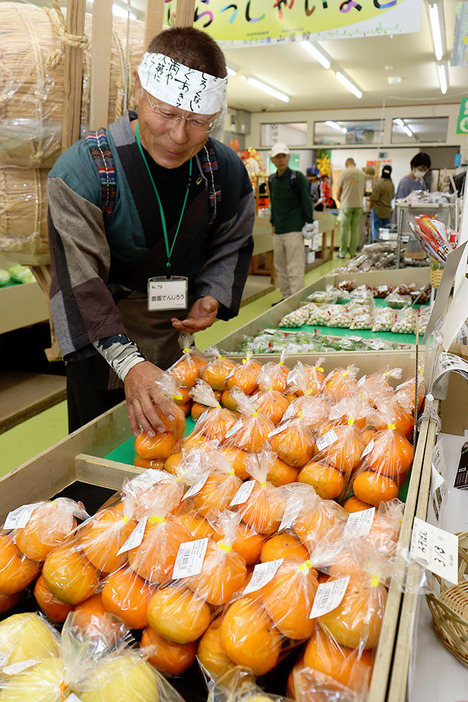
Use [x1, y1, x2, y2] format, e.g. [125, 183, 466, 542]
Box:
[134, 78, 218, 169]
[271, 153, 290, 171]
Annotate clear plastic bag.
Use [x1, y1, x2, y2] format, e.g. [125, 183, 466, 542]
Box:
[201, 348, 238, 392]
[207, 666, 294, 701]
[189, 380, 238, 443]
[223, 390, 274, 454]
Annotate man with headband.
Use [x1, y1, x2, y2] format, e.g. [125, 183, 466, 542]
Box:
[47, 27, 254, 435]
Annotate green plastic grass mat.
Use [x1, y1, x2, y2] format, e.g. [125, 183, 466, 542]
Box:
[105, 416, 196, 465]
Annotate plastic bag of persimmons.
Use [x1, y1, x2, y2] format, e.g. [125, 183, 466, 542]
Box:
[0, 609, 186, 701]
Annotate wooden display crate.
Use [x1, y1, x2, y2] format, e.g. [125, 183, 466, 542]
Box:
[0, 349, 428, 701]
[387, 370, 468, 701]
[216, 268, 430, 361]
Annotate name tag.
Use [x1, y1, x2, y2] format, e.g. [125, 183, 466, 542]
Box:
[148, 276, 188, 311]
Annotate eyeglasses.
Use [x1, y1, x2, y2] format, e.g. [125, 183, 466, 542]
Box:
[144, 92, 216, 134]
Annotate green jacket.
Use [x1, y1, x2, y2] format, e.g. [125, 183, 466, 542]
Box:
[269, 167, 313, 234]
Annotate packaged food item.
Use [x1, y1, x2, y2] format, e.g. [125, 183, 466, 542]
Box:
[372, 307, 395, 332]
[278, 305, 314, 328]
[226, 355, 263, 396]
[256, 355, 291, 394]
[189, 380, 237, 442]
[222, 390, 274, 454]
[349, 311, 373, 330]
[391, 306, 418, 334]
[385, 291, 412, 309]
[202, 348, 238, 392]
[207, 666, 293, 701]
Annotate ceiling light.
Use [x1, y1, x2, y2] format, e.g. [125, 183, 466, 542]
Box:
[247, 77, 289, 103]
[437, 62, 448, 94]
[403, 125, 413, 137]
[227, 66, 237, 77]
[429, 2, 444, 61]
[300, 41, 331, 70]
[395, 118, 405, 128]
[325, 120, 346, 134]
[335, 71, 362, 99]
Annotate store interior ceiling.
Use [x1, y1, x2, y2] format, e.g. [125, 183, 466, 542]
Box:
[125, 0, 465, 113]
[23, 0, 465, 113]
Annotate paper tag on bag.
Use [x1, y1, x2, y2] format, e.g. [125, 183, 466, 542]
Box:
[67, 695, 83, 702]
[410, 517, 458, 585]
[316, 429, 338, 452]
[344, 507, 375, 537]
[229, 480, 255, 506]
[225, 419, 243, 439]
[172, 538, 208, 579]
[309, 576, 350, 618]
[360, 439, 375, 459]
[4, 503, 41, 530]
[117, 518, 147, 555]
[126, 470, 167, 491]
[182, 474, 209, 501]
[3, 659, 40, 675]
[244, 559, 284, 594]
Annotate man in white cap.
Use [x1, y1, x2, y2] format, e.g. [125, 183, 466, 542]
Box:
[47, 27, 254, 434]
[269, 143, 313, 302]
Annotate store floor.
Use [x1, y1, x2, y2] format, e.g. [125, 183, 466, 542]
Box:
[0, 256, 343, 478]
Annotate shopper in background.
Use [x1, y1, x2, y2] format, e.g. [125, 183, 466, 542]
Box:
[336, 157, 365, 258]
[369, 164, 395, 241]
[394, 152, 432, 200]
[269, 143, 313, 302]
[47, 27, 254, 435]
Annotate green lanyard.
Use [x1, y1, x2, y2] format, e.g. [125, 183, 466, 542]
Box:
[135, 122, 192, 275]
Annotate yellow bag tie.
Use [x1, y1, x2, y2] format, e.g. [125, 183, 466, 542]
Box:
[371, 575, 380, 587]
[218, 541, 232, 553]
[388, 423, 396, 430]
[348, 417, 355, 425]
[299, 559, 313, 573]
[122, 515, 130, 524]
[149, 516, 166, 524]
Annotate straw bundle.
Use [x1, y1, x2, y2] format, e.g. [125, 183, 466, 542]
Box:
[0, 167, 50, 265]
[0, 3, 144, 169]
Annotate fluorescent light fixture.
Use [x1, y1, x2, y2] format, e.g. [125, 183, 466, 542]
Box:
[227, 66, 237, 77]
[429, 2, 444, 61]
[247, 77, 289, 103]
[437, 62, 448, 94]
[395, 118, 405, 128]
[325, 120, 346, 134]
[300, 41, 331, 70]
[403, 125, 413, 137]
[335, 71, 362, 99]
[111, 3, 136, 19]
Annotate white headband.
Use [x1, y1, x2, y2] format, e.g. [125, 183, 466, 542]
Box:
[137, 52, 228, 115]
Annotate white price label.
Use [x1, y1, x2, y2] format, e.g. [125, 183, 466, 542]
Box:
[4, 503, 41, 530]
[172, 538, 208, 579]
[361, 438, 375, 459]
[432, 443, 446, 477]
[182, 474, 209, 501]
[309, 576, 350, 619]
[116, 518, 147, 556]
[67, 695, 83, 702]
[379, 285, 388, 292]
[3, 659, 39, 675]
[344, 507, 375, 537]
[229, 480, 256, 507]
[410, 517, 458, 585]
[268, 424, 287, 438]
[357, 374, 367, 386]
[244, 559, 284, 594]
[316, 429, 338, 452]
[225, 419, 243, 439]
[125, 469, 167, 492]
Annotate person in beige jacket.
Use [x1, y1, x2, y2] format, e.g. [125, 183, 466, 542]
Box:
[336, 158, 365, 258]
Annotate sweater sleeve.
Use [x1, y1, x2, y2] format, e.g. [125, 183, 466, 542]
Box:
[298, 172, 313, 224]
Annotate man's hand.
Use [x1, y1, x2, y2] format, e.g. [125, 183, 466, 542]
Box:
[171, 295, 219, 334]
[124, 361, 179, 437]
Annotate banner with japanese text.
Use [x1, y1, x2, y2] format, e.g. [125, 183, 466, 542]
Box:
[167, 0, 423, 46]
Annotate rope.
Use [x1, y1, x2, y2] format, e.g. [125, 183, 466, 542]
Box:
[45, 0, 89, 51]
